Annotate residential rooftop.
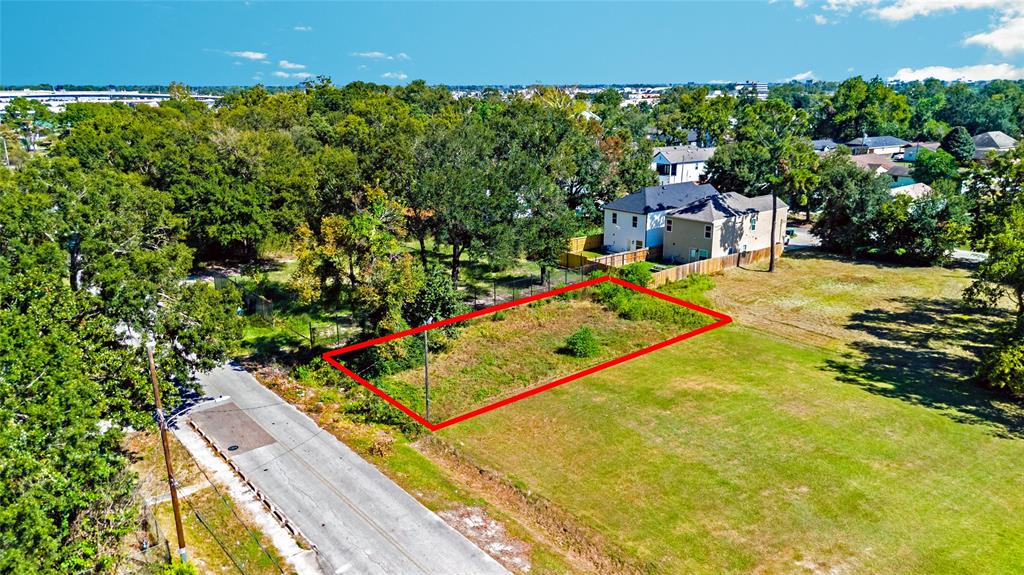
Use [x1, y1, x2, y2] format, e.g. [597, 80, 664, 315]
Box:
[668, 192, 787, 223]
[603, 182, 718, 214]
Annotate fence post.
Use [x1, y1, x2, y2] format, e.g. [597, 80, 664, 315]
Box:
[513, 285, 517, 301]
[308, 323, 315, 349]
[493, 280, 496, 305]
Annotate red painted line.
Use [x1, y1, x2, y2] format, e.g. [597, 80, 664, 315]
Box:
[322, 275, 731, 431]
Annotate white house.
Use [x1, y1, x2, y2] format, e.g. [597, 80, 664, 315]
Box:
[651, 145, 716, 184]
[845, 135, 909, 156]
[662, 193, 788, 263]
[602, 182, 719, 253]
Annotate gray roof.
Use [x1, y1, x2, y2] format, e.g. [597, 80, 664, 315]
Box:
[973, 131, 1018, 150]
[652, 145, 716, 164]
[604, 182, 719, 214]
[668, 192, 788, 223]
[845, 135, 909, 148]
[810, 138, 839, 151]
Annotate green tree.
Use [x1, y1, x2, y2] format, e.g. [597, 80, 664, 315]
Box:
[911, 148, 959, 185]
[815, 76, 910, 141]
[655, 86, 735, 147]
[811, 153, 893, 256]
[940, 126, 976, 164]
[705, 99, 818, 270]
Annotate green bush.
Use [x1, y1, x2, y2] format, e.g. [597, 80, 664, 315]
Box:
[564, 327, 600, 358]
[979, 335, 1024, 395]
[618, 262, 653, 287]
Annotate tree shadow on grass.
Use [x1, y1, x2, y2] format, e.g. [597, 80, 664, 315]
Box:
[824, 296, 1024, 439]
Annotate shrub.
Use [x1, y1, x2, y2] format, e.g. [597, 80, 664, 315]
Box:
[618, 262, 653, 287]
[564, 327, 600, 358]
[979, 335, 1024, 395]
[492, 310, 507, 321]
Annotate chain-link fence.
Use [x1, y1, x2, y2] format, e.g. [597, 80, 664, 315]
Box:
[460, 262, 604, 309]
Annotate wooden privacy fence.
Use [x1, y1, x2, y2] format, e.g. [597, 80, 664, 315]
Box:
[566, 233, 604, 253]
[650, 244, 783, 287]
[559, 246, 664, 269]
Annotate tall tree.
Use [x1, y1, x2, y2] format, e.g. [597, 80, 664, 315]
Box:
[940, 125, 976, 164]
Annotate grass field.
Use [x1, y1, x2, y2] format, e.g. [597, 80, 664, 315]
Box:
[426, 252, 1024, 574]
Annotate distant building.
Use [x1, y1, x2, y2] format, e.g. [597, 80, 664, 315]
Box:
[973, 131, 1018, 160]
[602, 182, 719, 252]
[845, 135, 909, 156]
[0, 89, 220, 114]
[663, 193, 788, 263]
[734, 81, 769, 101]
[810, 139, 840, 154]
[651, 145, 715, 184]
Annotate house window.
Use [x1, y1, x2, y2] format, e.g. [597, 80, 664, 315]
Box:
[611, 212, 617, 225]
[666, 219, 673, 232]
[632, 215, 638, 228]
[704, 224, 712, 239]
[750, 215, 758, 231]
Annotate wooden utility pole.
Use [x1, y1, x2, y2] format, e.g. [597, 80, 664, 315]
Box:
[147, 342, 189, 564]
[769, 185, 779, 273]
[423, 317, 433, 423]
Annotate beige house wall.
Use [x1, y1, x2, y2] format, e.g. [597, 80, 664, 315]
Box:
[663, 206, 788, 263]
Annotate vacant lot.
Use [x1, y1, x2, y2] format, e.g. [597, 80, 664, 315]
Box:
[383, 295, 701, 423]
[432, 253, 1024, 574]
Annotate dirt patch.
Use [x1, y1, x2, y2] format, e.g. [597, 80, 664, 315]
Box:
[439, 505, 532, 573]
[416, 436, 652, 575]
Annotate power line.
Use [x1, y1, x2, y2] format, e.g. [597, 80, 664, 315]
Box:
[183, 496, 249, 575]
[172, 432, 286, 575]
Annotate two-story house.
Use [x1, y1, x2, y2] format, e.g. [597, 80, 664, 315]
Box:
[602, 182, 719, 252]
[651, 145, 716, 184]
[662, 192, 788, 263]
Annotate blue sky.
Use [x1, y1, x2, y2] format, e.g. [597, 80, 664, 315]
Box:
[2, 1, 1023, 86]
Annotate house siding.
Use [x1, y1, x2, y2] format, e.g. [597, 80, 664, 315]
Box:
[603, 209, 647, 252]
[663, 206, 788, 262]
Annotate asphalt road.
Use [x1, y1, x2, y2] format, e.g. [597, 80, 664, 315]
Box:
[188, 363, 510, 575]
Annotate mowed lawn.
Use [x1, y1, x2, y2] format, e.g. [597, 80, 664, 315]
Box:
[435, 253, 1024, 574]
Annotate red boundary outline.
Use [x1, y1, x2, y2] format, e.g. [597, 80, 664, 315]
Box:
[322, 275, 732, 431]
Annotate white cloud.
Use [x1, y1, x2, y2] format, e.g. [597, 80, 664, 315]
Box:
[870, 0, 1013, 21]
[793, 0, 1024, 55]
[294, 25, 313, 32]
[787, 70, 816, 81]
[381, 71, 408, 80]
[272, 70, 313, 79]
[964, 14, 1024, 54]
[353, 51, 390, 59]
[279, 60, 306, 70]
[813, 13, 830, 24]
[357, 64, 369, 71]
[352, 51, 411, 61]
[228, 50, 267, 60]
[888, 63, 1024, 82]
